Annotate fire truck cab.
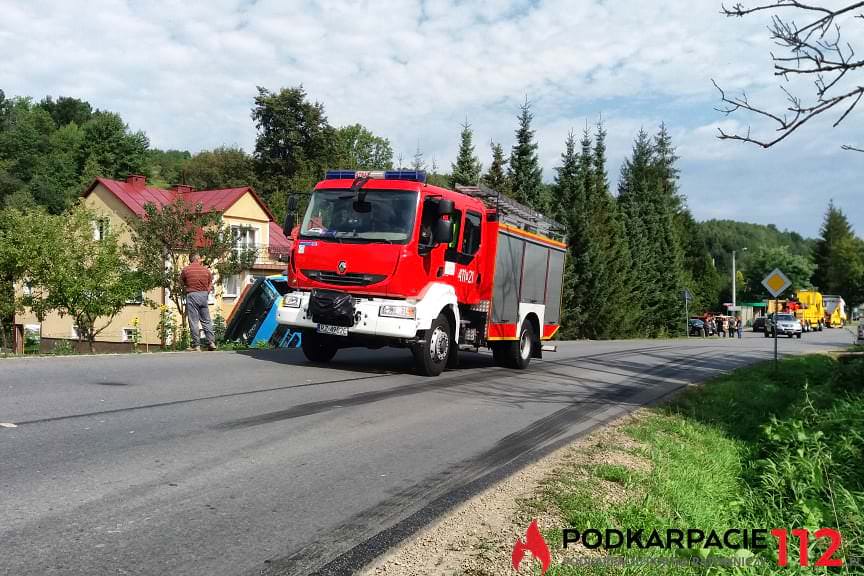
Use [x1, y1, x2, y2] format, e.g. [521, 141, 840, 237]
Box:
[276, 170, 566, 376]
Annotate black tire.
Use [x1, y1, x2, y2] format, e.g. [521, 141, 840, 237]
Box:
[491, 342, 510, 367]
[301, 331, 338, 363]
[412, 313, 452, 377]
[507, 321, 535, 370]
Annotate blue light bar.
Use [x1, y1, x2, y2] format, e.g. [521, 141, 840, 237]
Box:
[325, 170, 358, 180]
[384, 170, 427, 183]
[324, 169, 427, 183]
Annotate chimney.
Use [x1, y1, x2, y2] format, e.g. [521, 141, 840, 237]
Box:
[126, 174, 146, 188]
[173, 184, 195, 195]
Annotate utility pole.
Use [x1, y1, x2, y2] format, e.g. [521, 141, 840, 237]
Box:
[732, 250, 737, 315]
[731, 247, 747, 321]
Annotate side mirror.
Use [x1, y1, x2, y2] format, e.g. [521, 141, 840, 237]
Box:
[282, 213, 295, 237]
[282, 194, 299, 236]
[433, 219, 453, 244]
[437, 199, 454, 216]
[287, 194, 299, 212]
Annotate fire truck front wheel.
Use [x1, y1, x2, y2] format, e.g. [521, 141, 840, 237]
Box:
[301, 331, 339, 363]
[412, 313, 452, 377]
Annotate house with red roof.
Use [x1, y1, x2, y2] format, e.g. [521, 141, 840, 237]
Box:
[22, 175, 291, 351]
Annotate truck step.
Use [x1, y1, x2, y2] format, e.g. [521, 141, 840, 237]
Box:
[541, 344, 557, 352]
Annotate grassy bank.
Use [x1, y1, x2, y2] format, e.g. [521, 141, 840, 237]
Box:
[528, 354, 864, 575]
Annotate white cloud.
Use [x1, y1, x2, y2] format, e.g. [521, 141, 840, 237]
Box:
[1, 0, 862, 235]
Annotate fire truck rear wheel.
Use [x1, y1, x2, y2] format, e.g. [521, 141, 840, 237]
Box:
[492, 322, 535, 369]
[412, 313, 451, 377]
[301, 332, 338, 363]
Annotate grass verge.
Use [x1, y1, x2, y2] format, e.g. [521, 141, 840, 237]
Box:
[527, 354, 864, 575]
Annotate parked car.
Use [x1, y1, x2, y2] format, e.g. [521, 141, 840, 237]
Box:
[752, 316, 767, 333]
[688, 318, 707, 337]
[766, 313, 803, 339]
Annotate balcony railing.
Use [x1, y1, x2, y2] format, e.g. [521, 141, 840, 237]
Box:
[231, 244, 291, 265]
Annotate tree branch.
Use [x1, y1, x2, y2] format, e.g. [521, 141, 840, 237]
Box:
[716, 2, 864, 150]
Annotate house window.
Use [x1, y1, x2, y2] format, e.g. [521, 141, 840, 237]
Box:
[122, 328, 137, 342]
[71, 325, 80, 339]
[93, 218, 110, 241]
[126, 291, 144, 305]
[222, 274, 242, 298]
[231, 225, 257, 251]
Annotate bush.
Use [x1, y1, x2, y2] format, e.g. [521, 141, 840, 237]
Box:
[51, 340, 76, 355]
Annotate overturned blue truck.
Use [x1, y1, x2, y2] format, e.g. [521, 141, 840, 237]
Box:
[223, 275, 301, 348]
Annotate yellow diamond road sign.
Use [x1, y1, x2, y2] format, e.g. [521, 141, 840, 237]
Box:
[762, 268, 792, 298]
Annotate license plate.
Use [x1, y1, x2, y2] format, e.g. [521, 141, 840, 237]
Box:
[317, 324, 348, 336]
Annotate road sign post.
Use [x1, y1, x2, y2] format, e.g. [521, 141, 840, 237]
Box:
[762, 269, 792, 371]
[683, 289, 693, 338]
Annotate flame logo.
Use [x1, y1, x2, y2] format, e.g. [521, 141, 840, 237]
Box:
[512, 519, 551, 574]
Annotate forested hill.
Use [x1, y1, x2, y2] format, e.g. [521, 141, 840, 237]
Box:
[700, 219, 816, 273]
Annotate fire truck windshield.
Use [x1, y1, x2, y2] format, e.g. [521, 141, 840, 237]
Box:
[300, 189, 418, 244]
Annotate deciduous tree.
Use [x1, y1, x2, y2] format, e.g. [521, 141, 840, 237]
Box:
[24, 205, 145, 353]
[333, 124, 393, 170]
[252, 86, 334, 215]
[126, 199, 257, 344]
[747, 244, 816, 296]
[0, 207, 56, 351]
[181, 146, 257, 191]
[715, 2, 864, 151]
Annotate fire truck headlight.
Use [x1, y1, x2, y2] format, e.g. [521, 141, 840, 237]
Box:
[379, 305, 416, 319]
[283, 294, 302, 308]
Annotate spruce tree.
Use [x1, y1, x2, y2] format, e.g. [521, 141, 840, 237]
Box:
[411, 142, 426, 171]
[813, 201, 861, 299]
[450, 119, 482, 188]
[482, 141, 510, 195]
[508, 98, 544, 211]
[649, 124, 687, 335]
[617, 130, 656, 335]
[588, 121, 634, 338]
[553, 131, 587, 338]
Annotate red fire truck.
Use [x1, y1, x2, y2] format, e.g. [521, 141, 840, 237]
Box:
[276, 170, 566, 376]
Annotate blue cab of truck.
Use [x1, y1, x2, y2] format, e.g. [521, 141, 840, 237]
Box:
[223, 275, 301, 348]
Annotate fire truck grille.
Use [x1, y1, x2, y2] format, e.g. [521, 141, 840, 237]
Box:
[302, 269, 387, 286]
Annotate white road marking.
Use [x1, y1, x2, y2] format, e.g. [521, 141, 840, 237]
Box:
[0, 422, 17, 428]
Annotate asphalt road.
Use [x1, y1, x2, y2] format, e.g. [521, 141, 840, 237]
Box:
[0, 329, 855, 576]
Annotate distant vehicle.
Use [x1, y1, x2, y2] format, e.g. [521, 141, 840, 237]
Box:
[752, 316, 767, 332]
[688, 318, 706, 337]
[766, 313, 803, 339]
[793, 290, 824, 332]
[822, 295, 847, 328]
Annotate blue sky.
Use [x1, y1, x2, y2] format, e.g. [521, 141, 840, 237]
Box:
[2, 0, 861, 237]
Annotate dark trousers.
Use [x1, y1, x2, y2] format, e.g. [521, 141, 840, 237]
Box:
[186, 291, 214, 346]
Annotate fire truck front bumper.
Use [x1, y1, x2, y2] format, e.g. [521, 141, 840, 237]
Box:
[276, 291, 421, 340]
